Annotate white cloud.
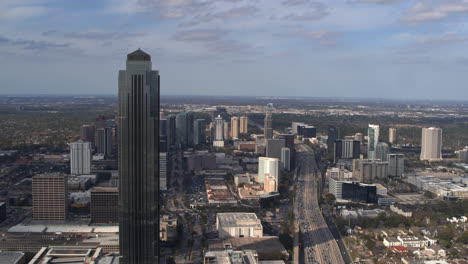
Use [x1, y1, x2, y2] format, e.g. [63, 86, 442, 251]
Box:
[402, 1, 468, 25]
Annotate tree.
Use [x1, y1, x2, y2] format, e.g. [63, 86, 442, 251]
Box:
[325, 193, 336, 206]
[458, 231, 468, 244]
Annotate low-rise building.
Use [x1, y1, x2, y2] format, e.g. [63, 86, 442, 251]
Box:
[216, 213, 263, 239]
[160, 215, 178, 243]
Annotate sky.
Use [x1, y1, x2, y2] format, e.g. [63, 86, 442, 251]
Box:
[1, 0, 468, 100]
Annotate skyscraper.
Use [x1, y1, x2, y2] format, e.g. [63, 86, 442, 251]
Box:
[90, 187, 118, 224]
[388, 154, 404, 177]
[176, 112, 188, 147]
[231, 116, 239, 139]
[367, 124, 380, 160]
[334, 139, 360, 163]
[96, 127, 113, 157]
[94, 115, 107, 148]
[118, 49, 159, 264]
[213, 115, 224, 147]
[327, 126, 339, 154]
[258, 157, 279, 183]
[167, 115, 176, 148]
[264, 104, 273, 139]
[240, 116, 248, 134]
[420, 127, 442, 161]
[281, 147, 291, 171]
[266, 138, 285, 160]
[32, 173, 68, 221]
[194, 119, 205, 145]
[70, 141, 92, 175]
[389, 128, 397, 144]
[224, 120, 230, 140]
[80, 124, 95, 143]
[375, 142, 389, 161]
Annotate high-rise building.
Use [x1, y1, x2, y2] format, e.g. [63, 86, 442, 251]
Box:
[375, 142, 389, 161]
[258, 157, 279, 183]
[240, 116, 248, 134]
[281, 147, 291, 171]
[264, 104, 273, 139]
[194, 119, 205, 145]
[160, 119, 168, 137]
[277, 134, 295, 169]
[327, 126, 339, 154]
[231, 116, 239, 139]
[118, 49, 159, 263]
[298, 125, 316, 138]
[90, 187, 118, 224]
[32, 173, 68, 221]
[420, 127, 443, 161]
[224, 121, 230, 140]
[187, 112, 194, 147]
[389, 128, 397, 144]
[367, 124, 380, 160]
[457, 148, 468, 162]
[176, 112, 188, 147]
[353, 159, 388, 183]
[96, 127, 113, 157]
[388, 154, 404, 177]
[213, 115, 225, 147]
[70, 141, 92, 175]
[80, 125, 95, 143]
[160, 152, 168, 191]
[334, 139, 360, 163]
[266, 138, 285, 160]
[354, 133, 364, 144]
[167, 115, 176, 148]
[94, 115, 107, 148]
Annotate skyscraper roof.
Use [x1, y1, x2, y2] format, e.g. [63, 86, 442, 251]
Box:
[127, 49, 151, 61]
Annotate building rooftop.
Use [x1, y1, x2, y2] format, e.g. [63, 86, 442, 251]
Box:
[217, 213, 261, 228]
[127, 49, 151, 61]
[0, 251, 25, 264]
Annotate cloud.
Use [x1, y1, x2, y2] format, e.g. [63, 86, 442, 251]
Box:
[0, 1, 49, 21]
[42, 30, 145, 40]
[302, 30, 341, 46]
[349, 0, 401, 4]
[282, 0, 314, 6]
[402, 1, 468, 25]
[283, 3, 328, 21]
[173, 29, 226, 42]
[0, 34, 71, 50]
[179, 5, 258, 26]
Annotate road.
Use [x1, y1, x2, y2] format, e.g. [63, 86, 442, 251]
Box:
[294, 143, 347, 264]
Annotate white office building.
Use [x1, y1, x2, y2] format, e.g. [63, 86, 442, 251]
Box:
[258, 157, 279, 183]
[70, 141, 92, 175]
[281, 147, 291, 171]
[420, 127, 443, 161]
[213, 115, 225, 147]
[388, 153, 404, 177]
[160, 152, 167, 191]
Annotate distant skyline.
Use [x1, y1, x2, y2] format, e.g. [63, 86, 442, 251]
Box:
[1, 0, 468, 100]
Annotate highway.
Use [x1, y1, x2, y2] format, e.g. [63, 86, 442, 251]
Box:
[294, 143, 346, 264]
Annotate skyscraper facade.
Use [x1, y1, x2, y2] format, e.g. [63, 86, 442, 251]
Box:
[32, 173, 68, 221]
[389, 128, 397, 144]
[240, 116, 248, 134]
[327, 126, 339, 154]
[167, 115, 176, 148]
[375, 142, 389, 161]
[264, 104, 273, 139]
[367, 124, 380, 160]
[224, 121, 230, 140]
[118, 49, 159, 264]
[213, 115, 224, 147]
[97, 127, 113, 157]
[90, 187, 118, 224]
[334, 139, 360, 163]
[231, 116, 239, 139]
[194, 119, 205, 145]
[94, 115, 107, 148]
[258, 157, 279, 183]
[70, 141, 92, 175]
[176, 112, 188, 147]
[420, 127, 442, 161]
[281, 147, 291, 171]
[388, 154, 404, 177]
[266, 138, 285, 160]
[80, 124, 95, 143]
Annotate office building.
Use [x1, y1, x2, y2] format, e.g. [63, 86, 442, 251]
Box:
[389, 128, 397, 144]
[90, 187, 118, 224]
[281, 147, 291, 171]
[97, 127, 113, 157]
[420, 127, 443, 161]
[231, 116, 239, 139]
[291, 122, 305, 135]
[457, 148, 468, 162]
[327, 126, 339, 154]
[354, 133, 364, 143]
[258, 157, 279, 183]
[94, 115, 107, 148]
[160, 119, 168, 137]
[160, 152, 168, 191]
[264, 104, 273, 139]
[213, 115, 225, 147]
[167, 115, 176, 148]
[224, 121, 230, 140]
[70, 141, 92, 175]
[266, 138, 285, 160]
[353, 159, 389, 183]
[80, 125, 95, 143]
[298, 125, 316, 138]
[368, 124, 380, 160]
[388, 154, 404, 177]
[118, 49, 159, 263]
[194, 119, 205, 145]
[176, 112, 189, 147]
[264, 174, 278, 193]
[32, 173, 68, 221]
[329, 178, 377, 203]
[240, 116, 248, 134]
[375, 142, 389, 161]
[278, 134, 295, 169]
[216, 213, 263, 239]
[334, 139, 360, 163]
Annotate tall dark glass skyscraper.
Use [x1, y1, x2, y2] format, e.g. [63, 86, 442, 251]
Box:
[118, 49, 159, 264]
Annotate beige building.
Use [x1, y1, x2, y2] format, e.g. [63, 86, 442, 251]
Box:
[231, 116, 239, 139]
[216, 213, 263, 239]
[32, 173, 68, 221]
[240, 116, 248, 134]
[389, 128, 397, 144]
[264, 174, 277, 193]
[420, 127, 442, 161]
[353, 159, 389, 183]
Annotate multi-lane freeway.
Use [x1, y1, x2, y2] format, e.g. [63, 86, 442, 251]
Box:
[294, 143, 347, 264]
